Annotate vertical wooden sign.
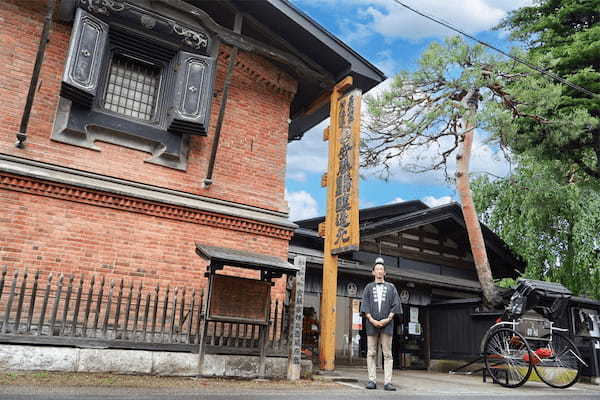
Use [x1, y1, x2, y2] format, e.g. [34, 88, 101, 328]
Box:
[319, 77, 361, 371]
[287, 256, 306, 380]
[331, 88, 361, 254]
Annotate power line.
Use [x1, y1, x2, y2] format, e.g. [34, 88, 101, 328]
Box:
[391, 0, 600, 99]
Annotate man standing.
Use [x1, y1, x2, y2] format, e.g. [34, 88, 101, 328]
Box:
[360, 257, 402, 391]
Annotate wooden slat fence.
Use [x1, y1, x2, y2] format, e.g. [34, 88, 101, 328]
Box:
[0, 267, 289, 355]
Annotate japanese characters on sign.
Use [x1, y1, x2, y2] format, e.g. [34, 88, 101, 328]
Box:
[330, 89, 361, 255]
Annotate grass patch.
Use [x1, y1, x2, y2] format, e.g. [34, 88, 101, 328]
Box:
[0, 372, 336, 389]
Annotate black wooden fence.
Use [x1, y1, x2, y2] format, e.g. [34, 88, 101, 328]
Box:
[0, 267, 288, 355]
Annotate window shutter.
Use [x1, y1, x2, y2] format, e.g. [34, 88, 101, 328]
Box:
[61, 8, 108, 107]
[168, 51, 214, 135]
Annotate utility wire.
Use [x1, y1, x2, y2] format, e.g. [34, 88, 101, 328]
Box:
[391, 0, 600, 99]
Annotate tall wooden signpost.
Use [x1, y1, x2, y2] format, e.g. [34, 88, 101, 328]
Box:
[319, 77, 361, 371]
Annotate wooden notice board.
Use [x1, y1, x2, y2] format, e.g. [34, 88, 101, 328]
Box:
[208, 275, 271, 324]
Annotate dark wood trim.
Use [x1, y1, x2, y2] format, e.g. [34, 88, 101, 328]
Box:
[372, 236, 465, 259]
[204, 13, 242, 186]
[16, 0, 56, 148]
[205, 345, 287, 357]
[228, 2, 333, 80]
[361, 241, 473, 270]
[301, 91, 331, 117]
[0, 334, 196, 352]
[158, 0, 333, 85]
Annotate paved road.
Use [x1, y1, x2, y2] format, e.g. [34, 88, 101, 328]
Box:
[2, 368, 599, 399]
[1, 384, 600, 400]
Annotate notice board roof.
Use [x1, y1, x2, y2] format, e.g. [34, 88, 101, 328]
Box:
[195, 243, 299, 274]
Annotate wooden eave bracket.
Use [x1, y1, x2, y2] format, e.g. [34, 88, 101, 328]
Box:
[318, 222, 326, 238]
[323, 126, 330, 141]
[155, 0, 334, 86]
[320, 172, 328, 187]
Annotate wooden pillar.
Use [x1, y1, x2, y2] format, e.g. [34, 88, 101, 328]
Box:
[319, 77, 353, 371]
[287, 256, 306, 380]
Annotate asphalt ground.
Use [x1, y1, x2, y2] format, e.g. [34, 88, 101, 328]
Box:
[0, 368, 599, 399]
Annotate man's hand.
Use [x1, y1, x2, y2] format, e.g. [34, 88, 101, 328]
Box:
[367, 315, 383, 328]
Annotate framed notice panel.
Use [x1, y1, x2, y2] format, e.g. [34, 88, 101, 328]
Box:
[208, 275, 271, 324]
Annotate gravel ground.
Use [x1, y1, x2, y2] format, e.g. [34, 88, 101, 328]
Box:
[0, 371, 337, 390]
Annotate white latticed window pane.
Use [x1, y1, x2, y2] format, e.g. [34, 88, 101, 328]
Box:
[104, 54, 160, 121]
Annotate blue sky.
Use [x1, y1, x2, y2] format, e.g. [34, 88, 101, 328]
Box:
[285, 0, 532, 220]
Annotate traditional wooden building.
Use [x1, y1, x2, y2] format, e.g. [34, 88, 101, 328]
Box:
[289, 200, 525, 368]
[0, 0, 384, 375]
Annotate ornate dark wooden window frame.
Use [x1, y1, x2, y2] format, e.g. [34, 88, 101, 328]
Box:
[52, 1, 217, 170]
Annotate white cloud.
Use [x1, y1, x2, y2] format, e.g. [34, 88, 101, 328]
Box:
[361, 199, 377, 208]
[287, 171, 308, 182]
[421, 195, 453, 207]
[389, 197, 406, 204]
[373, 50, 400, 77]
[365, 1, 504, 40]
[286, 119, 330, 177]
[294, 0, 534, 40]
[285, 190, 320, 221]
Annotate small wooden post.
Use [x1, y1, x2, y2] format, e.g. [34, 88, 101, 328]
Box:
[131, 282, 142, 340]
[60, 275, 74, 335]
[38, 273, 53, 335]
[71, 274, 84, 336]
[179, 287, 186, 341]
[160, 285, 170, 343]
[14, 269, 28, 333]
[82, 275, 95, 337]
[170, 287, 178, 341]
[2, 270, 19, 334]
[258, 322, 267, 378]
[114, 279, 124, 335]
[287, 256, 306, 380]
[103, 280, 115, 338]
[49, 274, 64, 336]
[151, 284, 159, 341]
[198, 266, 214, 375]
[92, 276, 105, 337]
[123, 281, 134, 339]
[196, 288, 203, 345]
[0, 266, 8, 301]
[143, 292, 151, 341]
[187, 288, 195, 343]
[26, 270, 40, 333]
[132, 282, 142, 340]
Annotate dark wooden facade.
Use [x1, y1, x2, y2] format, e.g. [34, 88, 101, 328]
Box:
[289, 201, 524, 368]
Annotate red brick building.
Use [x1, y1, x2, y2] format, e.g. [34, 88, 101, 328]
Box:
[0, 0, 383, 334]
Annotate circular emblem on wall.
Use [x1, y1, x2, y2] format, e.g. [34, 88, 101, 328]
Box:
[140, 15, 156, 30]
[347, 282, 358, 297]
[400, 289, 410, 303]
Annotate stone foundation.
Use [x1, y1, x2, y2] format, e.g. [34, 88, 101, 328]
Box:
[0, 345, 312, 379]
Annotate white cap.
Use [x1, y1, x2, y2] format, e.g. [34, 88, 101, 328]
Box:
[374, 257, 385, 266]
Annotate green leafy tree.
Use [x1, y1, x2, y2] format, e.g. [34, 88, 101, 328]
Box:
[473, 156, 600, 299]
[362, 36, 521, 308]
[494, 0, 600, 179]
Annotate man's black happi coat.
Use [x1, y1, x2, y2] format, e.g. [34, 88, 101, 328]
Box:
[360, 281, 402, 335]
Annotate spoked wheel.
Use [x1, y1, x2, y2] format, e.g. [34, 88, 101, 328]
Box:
[531, 332, 582, 389]
[484, 328, 533, 388]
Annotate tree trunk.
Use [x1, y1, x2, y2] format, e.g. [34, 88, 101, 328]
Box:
[456, 89, 502, 309]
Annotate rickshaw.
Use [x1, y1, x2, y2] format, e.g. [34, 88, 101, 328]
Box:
[481, 279, 587, 388]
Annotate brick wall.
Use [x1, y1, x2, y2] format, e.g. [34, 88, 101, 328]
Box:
[0, 0, 296, 213]
[0, 184, 290, 301]
[0, 1, 298, 306]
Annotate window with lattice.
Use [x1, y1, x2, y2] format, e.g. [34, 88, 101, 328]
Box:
[103, 54, 161, 122]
